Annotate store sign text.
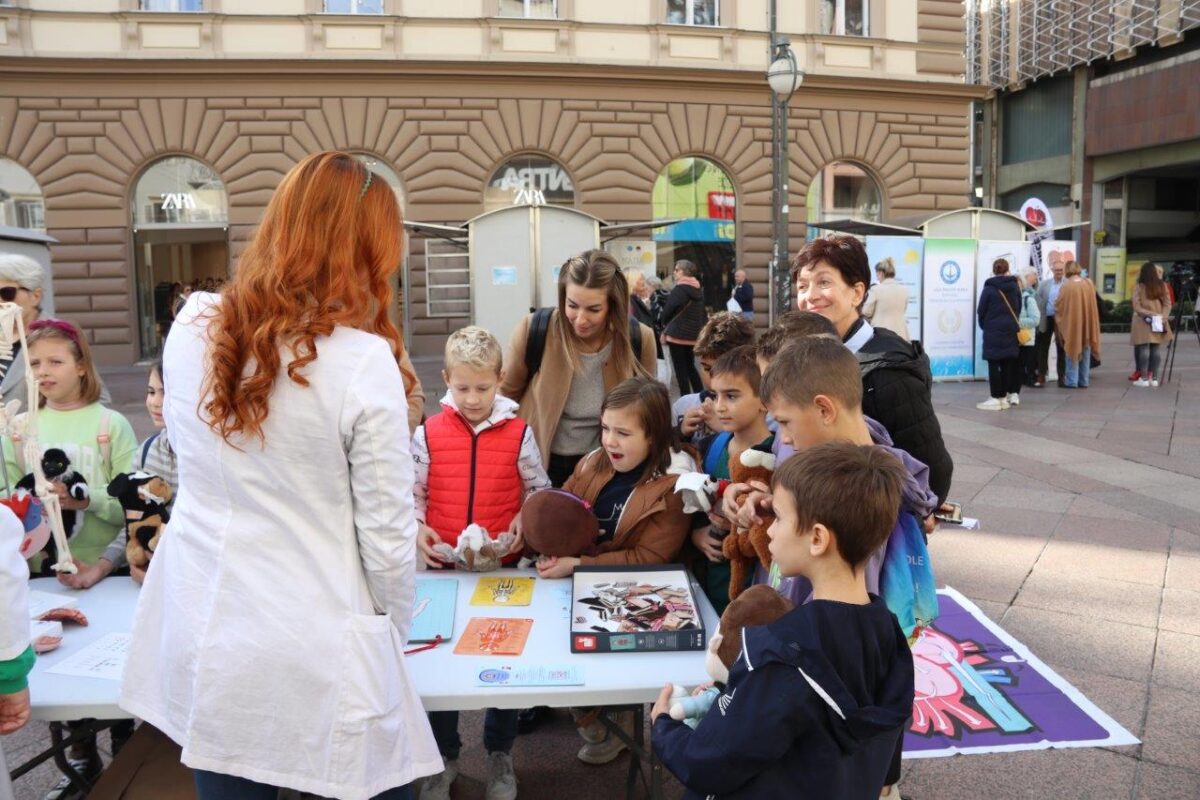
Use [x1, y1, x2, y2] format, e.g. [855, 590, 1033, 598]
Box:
[160, 192, 197, 211]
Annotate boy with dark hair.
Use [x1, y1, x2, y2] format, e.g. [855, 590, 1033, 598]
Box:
[754, 310, 838, 371]
[652, 440, 916, 800]
[675, 312, 755, 443]
[692, 345, 772, 613]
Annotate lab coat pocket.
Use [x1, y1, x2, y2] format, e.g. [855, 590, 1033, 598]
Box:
[341, 613, 403, 722]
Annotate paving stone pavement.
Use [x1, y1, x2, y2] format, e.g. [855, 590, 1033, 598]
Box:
[6, 331, 1200, 799]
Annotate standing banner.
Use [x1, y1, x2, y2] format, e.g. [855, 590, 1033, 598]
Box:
[865, 236, 925, 342]
[1039, 240, 1077, 281]
[922, 239, 977, 380]
[974, 241, 1032, 379]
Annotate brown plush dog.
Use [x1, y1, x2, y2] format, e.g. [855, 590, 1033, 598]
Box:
[107, 472, 172, 570]
[721, 448, 776, 601]
[520, 488, 600, 558]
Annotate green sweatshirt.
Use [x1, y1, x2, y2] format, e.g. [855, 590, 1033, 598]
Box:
[4, 404, 138, 565]
[0, 646, 34, 694]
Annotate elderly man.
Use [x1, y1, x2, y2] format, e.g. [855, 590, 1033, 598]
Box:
[1034, 258, 1066, 387]
[732, 269, 754, 321]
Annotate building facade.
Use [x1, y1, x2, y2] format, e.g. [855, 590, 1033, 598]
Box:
[0, 0, 974, 362]
[970, 0, 1200, 302]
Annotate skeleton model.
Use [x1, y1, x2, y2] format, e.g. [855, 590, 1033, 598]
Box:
[0, 302, 76, 573]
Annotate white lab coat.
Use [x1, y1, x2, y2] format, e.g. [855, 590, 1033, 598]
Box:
[0, 505, 28, 664]
[120, 294, 441, 800]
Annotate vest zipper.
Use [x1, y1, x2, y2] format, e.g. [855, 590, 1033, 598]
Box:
[466, 430, 479, 524]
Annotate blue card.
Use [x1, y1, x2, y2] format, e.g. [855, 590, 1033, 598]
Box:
[411, 578, 457, 643]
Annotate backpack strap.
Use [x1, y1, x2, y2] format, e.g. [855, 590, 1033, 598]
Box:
[97, 409, 112, 475]
[140, 431, 160, 470]
[523, 307, 555, 380]
[703, 431, 734, 475]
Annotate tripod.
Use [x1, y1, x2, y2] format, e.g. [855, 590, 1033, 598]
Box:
[1164, 281, 1200, 382]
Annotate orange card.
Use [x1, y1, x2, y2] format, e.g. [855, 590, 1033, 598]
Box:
[453, 617, 533, 657]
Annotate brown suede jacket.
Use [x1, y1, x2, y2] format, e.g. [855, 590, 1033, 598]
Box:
[563, 449, 691, 566]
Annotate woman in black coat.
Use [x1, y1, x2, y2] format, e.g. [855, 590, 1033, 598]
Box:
[661, 259, 708, 395]
[976, 258, 1023, 411]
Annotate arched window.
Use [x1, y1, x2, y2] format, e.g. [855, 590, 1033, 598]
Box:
[131, 156, 229, 359]
[355, 153, 407, 211]
[484, 154, 575, 211]
[0, 158, 45, 232]
[652, 156, 737, 311]
[806, 161, 882, 233]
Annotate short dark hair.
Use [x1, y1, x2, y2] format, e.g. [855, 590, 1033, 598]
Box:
[760, 335, 862, 409]
[695, 312, 756, 359]
[992, 258, 1009, 276]
[709, 345, 762, 396]
[674, 259, 699, 279]
[756, 311, 839, 362]
[772, 441, 906, 567]
[789, 235, 871, 295]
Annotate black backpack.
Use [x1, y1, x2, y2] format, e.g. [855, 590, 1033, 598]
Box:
[524, 307, 644, 378]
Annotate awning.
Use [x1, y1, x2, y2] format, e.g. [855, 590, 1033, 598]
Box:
[403, 220, 468, 244]
[0, 226, 58, 245]
[806, 218, 922, 236]
[600, 218, 684, 243]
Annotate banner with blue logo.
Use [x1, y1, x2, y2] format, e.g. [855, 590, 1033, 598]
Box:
[922, 239, 977, 379]
[974, 241, 1032, 379]
[865, 236, 925, 342]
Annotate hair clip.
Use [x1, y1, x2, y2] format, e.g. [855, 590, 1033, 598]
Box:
[358, 169, 374, 201]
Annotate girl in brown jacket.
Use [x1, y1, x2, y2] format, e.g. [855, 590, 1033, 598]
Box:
[536, 377, 696, 579]
[1130, 262, 1174, 387]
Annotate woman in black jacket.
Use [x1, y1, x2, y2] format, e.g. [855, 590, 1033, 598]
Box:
[661, 260, 708, 395]
[976, 259, 1023, 411]
[791, 236, 954, 506]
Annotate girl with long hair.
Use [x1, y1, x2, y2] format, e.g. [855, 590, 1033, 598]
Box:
[501, 249, 657, 487]
[1130, 261, 1173, 387]
[120, 151, 439, 800]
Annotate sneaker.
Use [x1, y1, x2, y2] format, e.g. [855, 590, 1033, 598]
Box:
[1151, 378, 1160, 387]
[1006, 393, 1020, 406]
[576, 716, 607, 744]
[976, 397, 1005, 411]
[1129, 370, 1141, 381]
[485, 751, 518, 800]
[419, 759, 459, 800]
[1133, 378, 1150, 387]
[577, 733, 628, 765]
[43, 757, 101, 800]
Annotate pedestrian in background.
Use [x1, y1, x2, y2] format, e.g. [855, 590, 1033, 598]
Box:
[1035, 258, 1066, 387]
[1130, 261, 1172, 387]
[661, 259, 707, 396]
[1018, 269, 1041, 387]
[731, 269, 755, 321]
[862, 257, 910, 340]
[1055, 260, 1102, 389]
[976, 258, 1023, 410]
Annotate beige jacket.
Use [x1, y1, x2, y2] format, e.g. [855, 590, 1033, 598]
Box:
[500, 310, 658, 464]
[863, 279, 910, 341]
[399, 348, 425, 432]
[1129, 284, 1173, 346]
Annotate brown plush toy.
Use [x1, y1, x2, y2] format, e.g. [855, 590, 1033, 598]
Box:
[106, 471, 173, 571]
[721, 448, 776, 601]
[520, 488, 600, 558]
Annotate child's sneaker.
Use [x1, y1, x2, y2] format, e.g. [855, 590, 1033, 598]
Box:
[976, 397, 1005, 411]
[419, 759, 458, 800]
[485, 751, 518, 800]
[43, 755, 102, 800]
[576, 710, 633, 765]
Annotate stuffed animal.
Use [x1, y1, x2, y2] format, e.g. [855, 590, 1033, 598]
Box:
[721, 448, 776, 601]
[106, 471, 173, 570]
[669, 584, 794, 727]
[17, 448, 87, 544]
[1, 488, 48, 562]
[519, 488, 599, 559]
[431, 523, 516, 572]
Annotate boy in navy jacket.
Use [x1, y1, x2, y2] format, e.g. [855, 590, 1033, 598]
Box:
[651, 441, 915, 800]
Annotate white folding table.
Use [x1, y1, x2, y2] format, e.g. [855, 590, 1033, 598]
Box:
[17, 570, 718, 798]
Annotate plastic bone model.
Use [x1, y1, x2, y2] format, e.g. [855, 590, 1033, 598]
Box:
[0, 302, 76, 574]
[431, 523, 516, 572]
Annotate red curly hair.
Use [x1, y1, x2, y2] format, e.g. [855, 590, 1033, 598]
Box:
[203, 151, 416, 443]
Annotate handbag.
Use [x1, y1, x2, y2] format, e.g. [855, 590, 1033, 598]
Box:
[999, 291, 1033, 346]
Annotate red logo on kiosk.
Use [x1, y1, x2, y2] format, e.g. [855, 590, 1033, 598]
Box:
[575, 635, 597, 651]
[708, 192, 736, 220]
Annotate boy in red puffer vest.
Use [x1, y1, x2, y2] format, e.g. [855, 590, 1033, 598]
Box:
[412, 325, 549, 800]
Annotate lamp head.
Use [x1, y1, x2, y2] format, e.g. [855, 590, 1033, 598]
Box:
[767, 46, 803, 101]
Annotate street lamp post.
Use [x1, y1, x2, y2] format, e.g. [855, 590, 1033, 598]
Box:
[767, 1, 802, 322]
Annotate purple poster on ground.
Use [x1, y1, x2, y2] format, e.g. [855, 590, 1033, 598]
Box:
[903, 588, 1138, 758]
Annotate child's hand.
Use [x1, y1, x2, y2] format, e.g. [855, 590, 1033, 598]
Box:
[536, 555, 579, 579]
[130, 564, 147, 586]
[691, 526, 724, 562]
[57, 558, 111, 590]
[506, 515, 525, 556]
[651, 683, 674, 723]
[707, 510, 732, 531]
[724, 481, 772, 528]
[679, 405, 707, 436]
[417, 524, 445, 569]
[0, 687, 31, 735]
[923, 514, 937, 536]
[56, 484, 90, 512]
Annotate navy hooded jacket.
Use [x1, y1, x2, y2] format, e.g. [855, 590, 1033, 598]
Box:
[977, 274, 1023, 361]
[652, 596, 914, 800]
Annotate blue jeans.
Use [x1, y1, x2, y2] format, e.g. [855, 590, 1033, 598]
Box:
[1064, 347, 1091, 387]
[194, 770, 413, 800]
[428, 708, 518, 760]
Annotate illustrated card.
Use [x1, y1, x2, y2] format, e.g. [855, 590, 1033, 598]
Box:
[410, 578, 457, 643]
[453, 617, 534, 656]
[470, 577, 535, 606]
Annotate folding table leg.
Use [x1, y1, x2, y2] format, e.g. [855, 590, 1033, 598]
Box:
[49, 721, 98, 796]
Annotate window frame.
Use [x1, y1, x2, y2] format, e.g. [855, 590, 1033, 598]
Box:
[322, 0, 384, 13]
[823, 0, 870, 38]
[138, 0, 204, 11]
[496, 0, 558, 19]
[666, 0, 720, 27]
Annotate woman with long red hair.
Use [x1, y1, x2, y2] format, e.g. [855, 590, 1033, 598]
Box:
[120, 152, 440, 800]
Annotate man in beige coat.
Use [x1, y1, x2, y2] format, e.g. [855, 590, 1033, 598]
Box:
[862, 258, 910, 340]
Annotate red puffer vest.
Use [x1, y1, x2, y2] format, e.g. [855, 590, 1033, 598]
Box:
[424, 408, 526, 547]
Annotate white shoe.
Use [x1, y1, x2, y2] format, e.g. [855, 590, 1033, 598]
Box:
[420, 759, 458, 800]
[976, 397, 1005, 411]
[1151, 378, 1160, 387]
[1133, 378, 1150, 387]
[1006, 393, 1020, 406]
[485, 751, 518, 800]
